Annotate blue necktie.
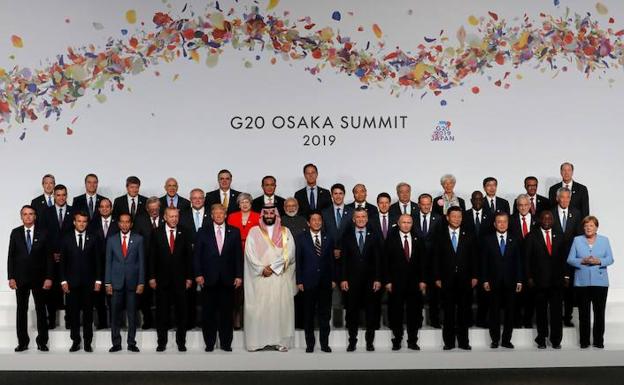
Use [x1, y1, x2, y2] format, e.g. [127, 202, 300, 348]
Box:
[26, 229, 32, 254]
[499, 235, 506, 255]
[309, 188, 316, 210]
[335, 208, 342, 227]
[194, 211, 201, 230]
[562, 210, 567, 232]
[358, 231, 364, 253]
[451, 231, 458, 252]
[47, 196, 52, 207]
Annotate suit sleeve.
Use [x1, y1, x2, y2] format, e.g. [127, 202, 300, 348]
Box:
[580, 186, 590, 218]
[95, 236, 104, 282]
[524, 236, 533, 282]
[105, 238, 113, 285]
[43, 233, 54, 280]
[373, 235, 382, 283]
[137, 237, 145, 286]
[59, 237, 68, 284]
[480, 241, 489, 283]
[295, 235, 303, 285]
[185, 233, 193, 281]
[416, 240, 427, 283]
[148, 234, 156, 281]
[234, 229, 243, 279]
[7, 231, 16, 281]
[469, 236, 478, 280]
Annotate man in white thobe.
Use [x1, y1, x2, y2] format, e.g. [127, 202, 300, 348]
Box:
[244, 206, 297, 351]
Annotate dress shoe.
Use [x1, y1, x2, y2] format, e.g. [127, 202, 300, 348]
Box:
[156, 345, 166, 352]
[366, 343, 375, 352]
[593, 343, 604, 349]
[552, 344, 561, 349]
[14, 345, 28, 352]
[392, 342, 401, 351]
[535, 338, 546, 349]
[221, 346, 232, 352]
[501, 341, 514, 349]
[37, 344, 49, 352]
[128, 345, 140, 352]
[320, 346, 332, 353]
[205, 346, 214, 352]
[109, 345, 122, 353]
[178, 345, 187, 352]
[407, 342, 420, 351]
[490, 342, 499, 349]
[563, 321, 574, 327]
[443, 345, 454, 350]
[459, 344, 472, 351]
[346, 342, 356, 352]
[580, 344, 590, 349]
[84, 345, 93, 353]
[69, 343, 81, 352]
[306, 346, 314, 353]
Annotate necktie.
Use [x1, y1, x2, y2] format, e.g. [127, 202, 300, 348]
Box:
[562, 210, 567, 232]
[58, 208, 63, 228]
[47, 195, 52, 207]
[88, 196, 94, 218]
[309, 188, 316, 210]
[314, 234, 321, 257]
[335, 208, 342, 227]
[130, 198, 136, 217]
[26, 229, 32, 254]
[194, 211, 201, 230]
[521, 216, 529, 238]
[78, 233, 83, 251]
[499, 234, 506, 255]
[564, 183, 569, 189]
[422, 214, 428, 234]
[530, 197, 536, 215]
[403, 204, 408, 214]
[122, 234, 128, 257]
[545, 230, 552, 255]
[475, 212, 481, 237]
[169, 229, 175, 253]
[222, 192, 229, 210]
[451, 231, 458, 252]
[152, 217, 158, 229]
[358, 231, 364, 253]
[268, 196, 273, 205]
[103, 219, 109, 238]
[216, 226, 224, 254]
[403, 235, 410, 262]
[490, 198, 496, 213]
[357, 204, 363, 209]
[169, 197, 175, 208]
[382, 215, 388, 239]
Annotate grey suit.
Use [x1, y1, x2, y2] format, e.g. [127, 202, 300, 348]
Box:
[105, 232, 145, 348]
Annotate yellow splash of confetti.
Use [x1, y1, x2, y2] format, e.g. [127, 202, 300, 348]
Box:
[11, 35, 23, 48]
[126, 10, 137, 24]
[468, 15, 479, 26]
[190, 50, 200, 63]
[596, 2, 609, 15]
[267, 0, 279, 11]
[372, 23, 383, 39]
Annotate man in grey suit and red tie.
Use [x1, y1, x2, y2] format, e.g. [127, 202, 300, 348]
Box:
[105, 213, 145, 353]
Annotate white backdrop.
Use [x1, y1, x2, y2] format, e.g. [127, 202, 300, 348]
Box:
[0, 0, 622, 290]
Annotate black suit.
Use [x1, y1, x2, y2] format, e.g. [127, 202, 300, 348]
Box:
[7, 226, 53, 347]
[149, 226, 193, 347]
[388, 201, 418, 226]
[193, 224, 242, 349]
[481, 232, 522, 344]
[73, 193, 108, 221]
[525, 228, 567, 346]
[483, 196, 511, 215]
[112, 194, 147, 221]
[512, 194, 550, 216]
[294, 186, 331, 216]
[30, 194, 52, 225]
[385, 229, 426, 345]
[548, 181, 590, 218]
[340, 228, 382, 345]
[413, 211, 443, 327]
[252, 195, 286, 216]
[295, 231, 335, 349]
[433, 227, 478, 348]
[159, 195, 191, 215]
[321, 205, 354, 252]
[369, 212, 396, 241]
[463, 208, 492, 327]
[508, 213, 537, 327]
[346, 202, 379, 218]
[204, 189, 241, 215]
[59, 231, 103, 345]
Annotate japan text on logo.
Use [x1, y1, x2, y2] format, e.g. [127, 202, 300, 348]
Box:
[431, 121, 454, 142]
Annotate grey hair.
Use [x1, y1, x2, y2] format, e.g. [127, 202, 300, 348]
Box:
[556, 187, 571, 199]
[237, 192, 253, 205]
[516, 194, 530, 205]
[395, 182, 411, 193]
[440, 174, 456, 186]
[146, 196, 160, 207]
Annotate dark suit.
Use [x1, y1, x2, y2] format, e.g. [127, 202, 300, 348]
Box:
[433, 227, 478, 348]
[463, 208, 492, 327]
[105, 232, 145, 348]
[321, 205, 354, 251]
[112, 194, 147, 221]
[149, 226, 193, 347]
[483, 196, 511, 215]
[346, 202, 379, 218]
[385, 229, 426, 345]
[369, 212, 396, 241]
[252, 195, 286, 216]
[159, 194, 191, 215]
[548, 181, 590, 218]
[413, 211, 443, 326]
[179, 207, 211, 240]
[30, 194, 53, 225]
[340, 228, 382, 345]
[294, 186, 331, 216]
[509, 213, 537, 327]
[204, 189, 241, 215]
[73, 193, 108, 221]
[481, 232, 522, 344]
[551, 206, 583, 324]
[7, 226, 53, 347]
[193, 224, 242, 349]
[87, 216, 119, 328]
[513, 194, 550, 216]
[525, 228, 566, 346]
[388, 201, 418, 226]
[296, 231, 335, 349]
[60, 231, 103, 345]
[432, 196, 466, 216]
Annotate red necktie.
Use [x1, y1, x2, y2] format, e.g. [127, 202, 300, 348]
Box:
[545, 230, 552, 256]
[122, 234, 128, 258]
[521, 216, 529, 238]
[403, 235, 410, 262]
[169, 198, 174, 208]
[530, 197, 536, 215]
[169, 229, 175, 253]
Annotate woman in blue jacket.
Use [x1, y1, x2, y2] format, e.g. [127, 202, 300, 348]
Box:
[567, 216, 614, 349]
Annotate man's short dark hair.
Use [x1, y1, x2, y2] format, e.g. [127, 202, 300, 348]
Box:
[261, 175, 276, 185]
[98, 197, 112, 208]
[418, 193, 433, 202]
[20, 205, 36, 215]
[494, 211, 509, 221]
[447, 206, 463, 215]
[307, 210, 323, 221]
[218, 169, 232, 178]
[73, 211, 89, 220]
[303, 163, 318, 173]
[118, 213, 133, 223]
[376, 192, 391, 202]
[54, 184, 67, 193]
[126, 176, 141, 187]
[331, 183, 345, 194]
[482, 177, 498, 187]
[84, 173, 98, 182]
[524, 176, 538, 185]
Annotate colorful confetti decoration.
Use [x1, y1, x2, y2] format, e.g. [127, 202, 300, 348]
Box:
[1, 3, 624, 135]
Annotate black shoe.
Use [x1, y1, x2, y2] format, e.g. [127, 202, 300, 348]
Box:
[366, 343, 375, 352]
[346, 342, 356, 352]
[580, 343, 590, 349]
[535, 337, 546, 349]
[84, 345, 93, 353]
[14, 345, 28, 352]
[221, 346, 232, 352]
[564, 320, 574, 327]
[459, 344, 472, 350]
[490, 342, 499, 349]
[109, 345, 122, 353]
[552, 344, 561, 349]
[321, 346, 332, 353]
[306, 346, 314, 353]
[69, 343, 81, 352]
[37, 344, 49, 352]
[593, 343, 604, 349]
[443, 345, 454, 350]
[178, 345, 187, 352]
[407, 342, 420, 351]
[501, 341, 514, 349]
[430, 322, 442, 329]
[128, 345, 140, 352]
[205, 346, 214, 352]
[156, 345, 166, 352]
